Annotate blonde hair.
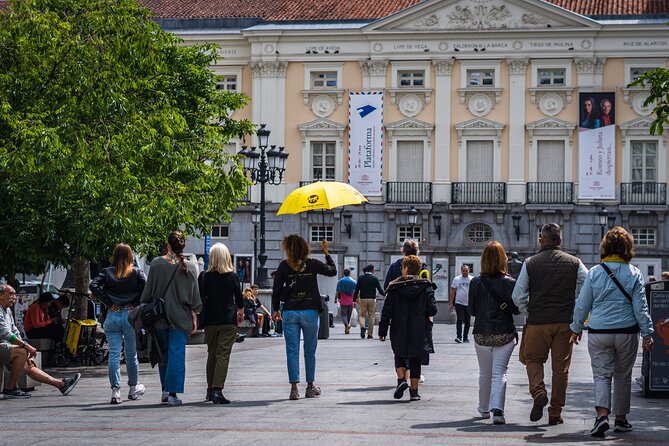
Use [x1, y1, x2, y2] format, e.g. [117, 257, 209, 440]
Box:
[207, 243, 234, 274]
[243, 287, 255, 300]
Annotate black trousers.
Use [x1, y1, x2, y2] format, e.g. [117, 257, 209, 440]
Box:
[455, 303, 471, 340]
[395, 356, 422, 379]
[26, 324, 65, 342]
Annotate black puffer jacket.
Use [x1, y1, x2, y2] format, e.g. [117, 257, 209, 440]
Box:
[468, 274, 518, 335]
[378, 276, 437, 358]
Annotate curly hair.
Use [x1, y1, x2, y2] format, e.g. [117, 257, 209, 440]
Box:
[402, 255, 422, 276]
[282, 234, 310, 270]
[600, 226, 634, 262]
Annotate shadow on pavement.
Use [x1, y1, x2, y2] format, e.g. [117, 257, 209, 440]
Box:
[412, 419, 546, 433]
[337, 399, 411, 405]
[341, 386, 395, 392]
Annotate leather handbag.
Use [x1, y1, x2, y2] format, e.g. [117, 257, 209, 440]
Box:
[141, 265, 178, 326]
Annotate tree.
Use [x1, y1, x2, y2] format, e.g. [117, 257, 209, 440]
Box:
[629, 67, 669, 135]
[0, 0, 254, 316]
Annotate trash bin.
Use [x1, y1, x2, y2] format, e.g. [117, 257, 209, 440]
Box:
[318, 294, 330, 339]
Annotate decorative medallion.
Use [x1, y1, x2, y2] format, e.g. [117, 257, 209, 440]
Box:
[513, 40, 523, 50]
[581, 39, 592, 50]
[372, 42, 383, 53]
[539, 93, 564, 116]
[264, 44, 275, 54]
[438, 41, 449, 52]
[311, 95, 336, 118]
[632, 92, 653, 116]
[399, 94, 423, 117]
[468, 94, 493, 117]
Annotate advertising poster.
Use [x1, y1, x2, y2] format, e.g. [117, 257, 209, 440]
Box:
[578, 92, 616, 199]
[648, 284, 669, 391]
[348, 92, 383, 196]
[432, 258, 450, 301]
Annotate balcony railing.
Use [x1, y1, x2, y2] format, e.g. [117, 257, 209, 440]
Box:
[526, 182, 573, 204]
[620, 182, 667, 205]
[299, 179, 335, 187]
[452, 182, 506, 204]
[386, 182, 432, 203]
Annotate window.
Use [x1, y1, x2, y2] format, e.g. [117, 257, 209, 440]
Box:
[397, 141, 424, 181]
[631, 228, 656, 246]
[310, 71, 337, 89]
[215, 75, 238, 91]
[466, 140, 494, 182]
[211, 225, 229, 238]
[310, 225, 334, 242]
[631, 67, 653, 82]
[311, 142, 336, 181]
[538, 69, 565, 86]
[467, 70, 494, 86]
[537, 140, 565, 182]
[398, 226, 421, 243]
[631, 141, 657, 183]
[398, 70, 424, 88]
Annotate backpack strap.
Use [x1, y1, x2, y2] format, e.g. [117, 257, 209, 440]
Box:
[600, 263, 633, 303]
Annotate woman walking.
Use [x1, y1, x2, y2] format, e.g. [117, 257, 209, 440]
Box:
[468, 241, 519, 424]
[141, 231, 202, 406]
[272, 235, 336, 400]
[90, 243, 147, 405]
[570, 227, 654, 437]
[198, 243, 244, 404]
[378, 255, 437, 402]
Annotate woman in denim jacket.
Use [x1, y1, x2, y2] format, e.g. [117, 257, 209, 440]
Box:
[570, 227, 654, 438]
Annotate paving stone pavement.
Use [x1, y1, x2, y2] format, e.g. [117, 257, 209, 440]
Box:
[2, 323, 668, 445]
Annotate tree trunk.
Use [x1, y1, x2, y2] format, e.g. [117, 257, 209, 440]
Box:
[72, 257, 90, 320]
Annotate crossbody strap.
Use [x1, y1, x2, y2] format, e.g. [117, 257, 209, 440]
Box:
[158, 264, 179, 300]
[600, 263, 633, 303]
[479, 277, 510, 312]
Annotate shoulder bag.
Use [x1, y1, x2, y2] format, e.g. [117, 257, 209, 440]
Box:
[479, 277, 520, 315]
[600, 263, 633, 303]
[141, 264, 178, 326]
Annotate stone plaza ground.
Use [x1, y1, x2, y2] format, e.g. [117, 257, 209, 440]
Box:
[2, 323, 668, 446]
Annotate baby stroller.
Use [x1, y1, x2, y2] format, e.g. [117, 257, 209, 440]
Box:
[52, 290, 107, 367]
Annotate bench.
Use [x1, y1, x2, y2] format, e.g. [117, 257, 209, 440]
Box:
[1, 351, 42, 393]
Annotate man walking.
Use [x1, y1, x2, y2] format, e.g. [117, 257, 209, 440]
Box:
[449, 265, 472, 343]
[335, 269, 356, 334]
[354, 265, 385, 339]
[512, 223, 588, 424]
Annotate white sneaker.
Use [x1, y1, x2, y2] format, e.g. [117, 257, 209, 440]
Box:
[477, 405, 491, 419]
[419, 375, 425, 384]
[128, 384, 145, 401]
[167, 395, 182, 406]
[161, 391, 169, 404]
[110, 387, 122, 405]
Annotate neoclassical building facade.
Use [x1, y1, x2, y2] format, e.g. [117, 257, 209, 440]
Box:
[146, 0, 669, 309]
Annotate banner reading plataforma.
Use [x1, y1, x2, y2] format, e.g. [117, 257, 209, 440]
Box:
[348, 92, 383, 196]
[578, 92, 616, 200]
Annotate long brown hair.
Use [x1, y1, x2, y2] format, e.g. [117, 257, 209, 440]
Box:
[282, 234, 309, 271]
[112, 243, 134, 279]
[168, 231, 188, 274]
[480, 241, 508, 277]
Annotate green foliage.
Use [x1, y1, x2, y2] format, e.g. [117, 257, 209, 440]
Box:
[0, 0, 254, 276]
[629, 67, 669, 135]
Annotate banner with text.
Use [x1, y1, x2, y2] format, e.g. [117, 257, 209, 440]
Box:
[578, 92, 616, 200]
[349, 92, 383, 196]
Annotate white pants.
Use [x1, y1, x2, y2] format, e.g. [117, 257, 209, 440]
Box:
[475, 340, 516, 412]
[588, 332, 638, 415]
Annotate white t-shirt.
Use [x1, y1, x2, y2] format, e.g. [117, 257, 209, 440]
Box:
[450, 275, 472, 306]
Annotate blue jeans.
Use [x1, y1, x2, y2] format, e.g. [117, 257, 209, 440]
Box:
[154, 327, 188, 394]
[282, 309, 319, 383]
[104, 309, 138, 389]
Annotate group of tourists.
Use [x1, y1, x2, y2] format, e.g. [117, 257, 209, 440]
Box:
[0, 224, 656, 439]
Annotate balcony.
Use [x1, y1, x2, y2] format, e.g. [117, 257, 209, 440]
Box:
[620, 182, 667, 205]
[299, 179, 335, 187]
[386, 182, 432, 204]
[452, 182, 506, 204]
[526, 182, 573, 204]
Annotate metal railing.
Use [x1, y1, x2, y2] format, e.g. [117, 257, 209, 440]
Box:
[620, 182, 667, 205]
[451, 182, 506, 204]
[385, 182, 432, 203]
[526, 182, 574, 204]
[299, 179, 335, 187]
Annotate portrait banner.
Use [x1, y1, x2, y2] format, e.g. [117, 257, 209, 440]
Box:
[348, 92, 383, 196]
[578, 92, 616, 199]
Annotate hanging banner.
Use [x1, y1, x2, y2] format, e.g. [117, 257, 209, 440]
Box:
[578, 92, 616, 200]
[349, 92, 383, 196]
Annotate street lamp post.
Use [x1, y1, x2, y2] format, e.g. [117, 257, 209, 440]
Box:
[251, 206, 260, 285]
[238, 124, 288, 288]
[597, 207, 609, 239]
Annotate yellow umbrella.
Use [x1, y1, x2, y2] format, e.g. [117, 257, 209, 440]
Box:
[277, 181, 368, 215]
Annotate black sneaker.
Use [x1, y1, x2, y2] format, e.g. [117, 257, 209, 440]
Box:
[3, 386, 30, 399]
[409, 389, 421, 401]
[360, 327, 366, 339]
[614, 419, 633, 432]
[591, 416, 609, 437]
[454, 337, 463, 343]
[60, 372, 81, 396]
[394, 380, 408, 399]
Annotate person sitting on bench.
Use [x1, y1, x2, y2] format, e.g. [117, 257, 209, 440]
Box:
[24, 292, 65, 343]
[242, 287, 272, 336]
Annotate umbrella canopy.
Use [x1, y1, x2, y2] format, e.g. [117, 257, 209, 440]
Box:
[277, 181, 367, 215]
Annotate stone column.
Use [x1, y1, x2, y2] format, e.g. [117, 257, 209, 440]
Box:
[506, 58, 529, 204]
[433, 59, 454, 202]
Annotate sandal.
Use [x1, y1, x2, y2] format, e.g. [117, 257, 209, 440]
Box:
[305, 385, 321, 398]
[289, 387, 300, 400]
